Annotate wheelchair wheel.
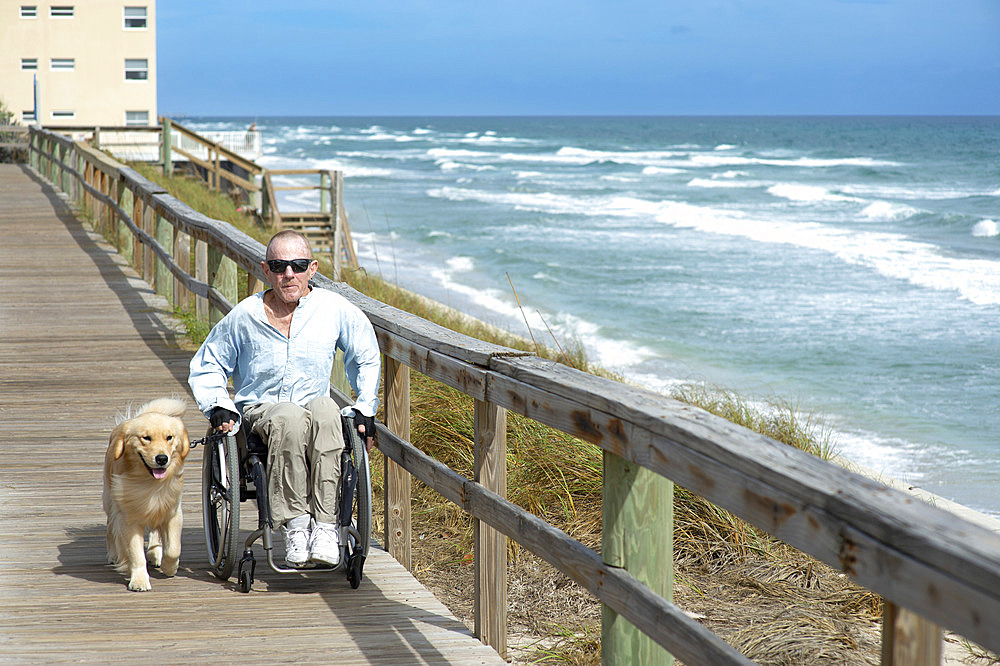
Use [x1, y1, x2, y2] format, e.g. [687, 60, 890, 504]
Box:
[202, 433, 240, 581]
[351, 439, 371, 557]
[343, 420, 371, 586]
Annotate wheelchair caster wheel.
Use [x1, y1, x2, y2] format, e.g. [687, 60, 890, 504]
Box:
[238, 550, 256, 593]
[347, 553, 365, 589]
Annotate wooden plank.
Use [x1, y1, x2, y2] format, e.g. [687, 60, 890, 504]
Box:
[383, 356, 412, 571]
[474, 399, 508, 658]
[373, 327, 490, 401]
[881, 602, 942, 665]
[602, 450, 674, 665]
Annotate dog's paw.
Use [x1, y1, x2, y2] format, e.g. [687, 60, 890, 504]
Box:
[127, 573, 152, 591]
[146, 546, 163, 568]
[160, 556, 179, 577]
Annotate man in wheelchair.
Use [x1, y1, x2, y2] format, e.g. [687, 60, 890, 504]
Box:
[188, 230, 380, 569]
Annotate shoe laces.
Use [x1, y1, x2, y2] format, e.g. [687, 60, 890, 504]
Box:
[284, 527, 309, 549]
[311, 523, 338, 548]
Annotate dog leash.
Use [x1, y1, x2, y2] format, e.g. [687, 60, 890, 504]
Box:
[189, 432, 227, 449]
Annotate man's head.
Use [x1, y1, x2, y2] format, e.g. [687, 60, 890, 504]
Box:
[263, 231, 317, 306]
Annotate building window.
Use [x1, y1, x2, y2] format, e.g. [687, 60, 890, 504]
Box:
[125, 110, 150, 126]
[51, 110, 76, 121]
[21, 58, 38, 71]
[20, 5, 37, 18]
[124, 58, 148, 80]
[49, 5, 74, 17]
[50, 58, 75, 71]
[22, 110, 36, 122]
[123, 6, 147, 29]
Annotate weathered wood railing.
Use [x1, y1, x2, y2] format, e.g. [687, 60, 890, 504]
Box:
[161, 117, 264, 203]
[0, 125, 30, 158]
[28, 126, 1000, 665]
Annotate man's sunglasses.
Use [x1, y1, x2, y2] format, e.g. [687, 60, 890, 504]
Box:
[266, 258, 313, 274]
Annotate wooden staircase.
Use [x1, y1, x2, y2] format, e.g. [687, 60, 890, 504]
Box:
[263, 169, 359, 278]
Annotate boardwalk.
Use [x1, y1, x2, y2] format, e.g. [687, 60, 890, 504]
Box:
[0, 164, 504, 664]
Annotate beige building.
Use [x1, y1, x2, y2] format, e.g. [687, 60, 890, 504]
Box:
[0, 0, 156, 127]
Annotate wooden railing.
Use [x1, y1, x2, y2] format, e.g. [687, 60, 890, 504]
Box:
[0, 125, 29, 159]
[161, 117, 263, 202]
[27, 126, 1000, 665]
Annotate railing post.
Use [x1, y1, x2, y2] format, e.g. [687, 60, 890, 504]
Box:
[155, 212, 172, 301]
[332, 171, 343, 280]
[207, 243, 237, 325]
[131, 192, 143, 272]
[72, 149, 81, 206]
[99, 170, 109, 234]
[142, 202, 155, 284]
[474, 399, 508, 659]
[383, 356, 412, 571]
[162, 117, 173, 177]
[195, 239, 208, 322]
[117, 178, 133, 262]
[881, 602, 942, 666]
[173, 227, 191, 311]
[602, 451, 673, 666]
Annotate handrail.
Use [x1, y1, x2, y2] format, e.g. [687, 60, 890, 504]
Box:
[26, 126, 1000, 664]
[165, 117, 262, 175]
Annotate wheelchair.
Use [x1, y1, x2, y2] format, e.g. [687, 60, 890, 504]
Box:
[196, 412, 372, 593]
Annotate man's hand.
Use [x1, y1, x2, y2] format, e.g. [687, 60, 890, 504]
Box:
[210, 407, 239, 433]
[353, 411, 377, 453]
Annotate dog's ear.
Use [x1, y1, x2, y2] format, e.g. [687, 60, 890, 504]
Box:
[177, 426, 191, 461]
[109, 424, 127, 460]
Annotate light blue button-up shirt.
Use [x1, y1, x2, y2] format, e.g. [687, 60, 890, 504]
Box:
[188, 287, 381, 432]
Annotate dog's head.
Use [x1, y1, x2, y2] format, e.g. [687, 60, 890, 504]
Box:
[109, 411, 190, 479]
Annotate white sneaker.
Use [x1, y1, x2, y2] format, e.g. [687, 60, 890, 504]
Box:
[282, 524, 310, 568]
[309, 520, 340, 566]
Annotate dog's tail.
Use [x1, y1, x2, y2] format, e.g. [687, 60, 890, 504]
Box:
[139, 397, 187, 418]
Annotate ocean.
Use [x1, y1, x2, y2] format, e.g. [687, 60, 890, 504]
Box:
[184, 115, 1000, 517]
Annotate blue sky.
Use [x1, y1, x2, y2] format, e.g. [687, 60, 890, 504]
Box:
[158, 1, 1000, 116]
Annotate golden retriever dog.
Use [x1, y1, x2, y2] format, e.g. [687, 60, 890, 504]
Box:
[103, 397, 190, 591]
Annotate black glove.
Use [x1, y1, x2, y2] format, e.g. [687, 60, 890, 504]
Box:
[352, 410, 376, 440]
[210, 407, 239, 430]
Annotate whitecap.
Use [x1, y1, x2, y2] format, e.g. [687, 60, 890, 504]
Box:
[641, 166, 685, 176]
[860, 201, 920, 221]
[767, 183, 859, 204]
[687, 177, 760, 189]
[714, 144, 738, 151]
[427, 147, 493, 160]
[972, 219, 999, 237]
[436, 160, 495, 172]
[446, 256, 474, 272]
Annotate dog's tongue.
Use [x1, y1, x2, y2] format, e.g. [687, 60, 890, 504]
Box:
[152, 468, 167, 479]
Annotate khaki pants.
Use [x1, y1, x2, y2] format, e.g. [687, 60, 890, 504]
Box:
[242, 396, 345, 527]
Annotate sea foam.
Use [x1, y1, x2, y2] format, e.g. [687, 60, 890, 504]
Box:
[972, 220, 999, 237]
